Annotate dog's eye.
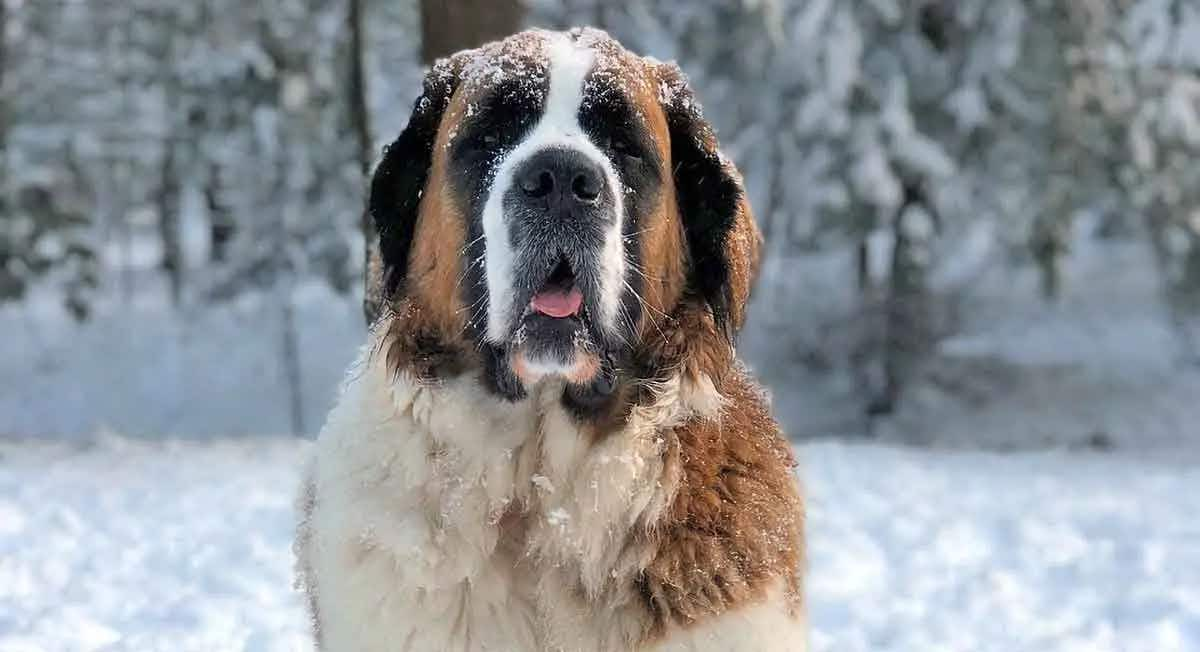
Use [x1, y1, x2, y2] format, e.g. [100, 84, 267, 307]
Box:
[467, 131, 508, 156]
[610, 136, 641, 160]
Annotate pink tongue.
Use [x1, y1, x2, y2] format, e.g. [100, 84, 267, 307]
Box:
[531, 287, 583, 318]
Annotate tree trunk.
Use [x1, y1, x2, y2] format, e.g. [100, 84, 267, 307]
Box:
[347, 0, 384, 325]
[856, 238, 870, 295]
[348, 0, 372, 180]
[1147, 199, 1200, 364]
[118, 3, 137, 302]
[419, 0, 524, 64]
[205, 163, 235, 262]
[156, 14, 185, 305]
[0, 0, 8, 183]
[157, 138, 183, 304]
[874, 182, 934, 416]
[281, 290, 307, 435]
[1031, 211, 1067, 300]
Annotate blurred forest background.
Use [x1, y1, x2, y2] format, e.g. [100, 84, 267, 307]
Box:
[3, 0, 1199, 447]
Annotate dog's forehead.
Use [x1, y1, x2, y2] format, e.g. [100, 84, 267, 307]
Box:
[456, 31, 550, 96]
[453, 29, 656, 105]
[579, 33, 659, 111]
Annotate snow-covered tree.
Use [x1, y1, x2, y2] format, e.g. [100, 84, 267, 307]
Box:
[5, 0, 1200, 418]
[1119, 0, 1200, 361]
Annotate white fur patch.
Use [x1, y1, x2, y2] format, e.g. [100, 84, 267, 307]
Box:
[302, 343, 541, 651]
[679, 372, 725, 420]
[481, 33, 627, 345]
[648, 580, 808, 652]
[520, 351, 576, 381]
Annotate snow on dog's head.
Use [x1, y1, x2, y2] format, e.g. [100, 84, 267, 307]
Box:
[371, 28, 761, 422]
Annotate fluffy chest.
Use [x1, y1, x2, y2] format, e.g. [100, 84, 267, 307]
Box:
[300, 358, 686, 651]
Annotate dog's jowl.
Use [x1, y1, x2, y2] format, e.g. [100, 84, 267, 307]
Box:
[295, 28, 806, 652]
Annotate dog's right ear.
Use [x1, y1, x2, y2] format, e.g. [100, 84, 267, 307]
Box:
[656, 62, 762, 343]
[368, 57, 463, 306]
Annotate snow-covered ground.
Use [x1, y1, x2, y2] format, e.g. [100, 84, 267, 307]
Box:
[805, 443, 1200, 652]
[0, 438, 309, 652]
[2, 437, 1196, 652]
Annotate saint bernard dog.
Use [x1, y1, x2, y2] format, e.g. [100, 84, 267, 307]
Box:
[296, 27, 806, 651]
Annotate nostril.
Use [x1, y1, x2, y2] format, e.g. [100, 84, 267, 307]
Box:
[572, 172, 601, 202]
[521, 170, 554, 198]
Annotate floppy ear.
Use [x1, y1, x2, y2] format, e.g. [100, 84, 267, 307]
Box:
[658, 64, 763, 340]
[368, 57, 463, 305]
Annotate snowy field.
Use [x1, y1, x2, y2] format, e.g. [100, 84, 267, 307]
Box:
[2, 437, 1197, 652]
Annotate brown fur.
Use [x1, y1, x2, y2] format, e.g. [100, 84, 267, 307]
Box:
[383, 80, 473, 364]
[621, 62, 761, 393]
[563, 351, 602, 384]
[639, 368, 804, 636]
[382, 297, 470, 381]
[723, 189, 763, 333]
[629, 58, 690, 330]
[407, 157, 468, 336]
[637, 301, 736, 391]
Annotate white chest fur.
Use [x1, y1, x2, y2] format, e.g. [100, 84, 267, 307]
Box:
[296, 342, 805, 651]
[298, 343, 689, 651]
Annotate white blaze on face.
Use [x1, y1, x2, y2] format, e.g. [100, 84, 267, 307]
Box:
[480, 33, 627, 345]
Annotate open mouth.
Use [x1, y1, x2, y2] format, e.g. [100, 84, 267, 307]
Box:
[511, 255, 604, 386]
[529, 257, 583, 319]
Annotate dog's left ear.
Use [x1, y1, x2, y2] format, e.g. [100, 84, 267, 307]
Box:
[657, 63, 763, 341]
[368, 56, 464, 307]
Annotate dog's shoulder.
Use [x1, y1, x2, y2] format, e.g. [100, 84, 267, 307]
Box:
[641, 366, 805, 642]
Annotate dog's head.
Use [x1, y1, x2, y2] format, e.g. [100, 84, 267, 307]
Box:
[373, 28, 760, 419]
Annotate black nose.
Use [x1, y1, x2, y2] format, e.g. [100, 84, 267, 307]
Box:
[516, 148, 605, 207]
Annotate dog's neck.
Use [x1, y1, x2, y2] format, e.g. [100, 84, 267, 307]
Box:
[374, 328, 718, 556]
[313, 321, 723, 646]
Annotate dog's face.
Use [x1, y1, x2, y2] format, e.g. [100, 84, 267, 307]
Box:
[372, 28, 760, 418]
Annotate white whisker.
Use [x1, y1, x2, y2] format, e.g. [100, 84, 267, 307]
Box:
[458, 234, 486, 256]
[622, 278, 670, 345]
